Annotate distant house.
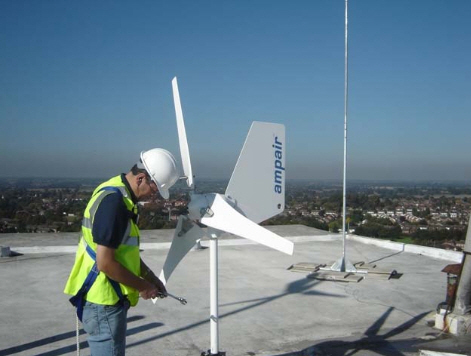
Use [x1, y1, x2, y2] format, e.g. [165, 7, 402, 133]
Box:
[325, 212, 338, 218]
[300, 210, 310, 217]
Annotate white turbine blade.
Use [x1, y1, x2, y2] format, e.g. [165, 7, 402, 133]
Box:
[158, 215, 205, 285]
[200, 194, 293, 255]
[172, 77, 194, 189]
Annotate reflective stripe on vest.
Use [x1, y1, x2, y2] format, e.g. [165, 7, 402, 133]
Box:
[82, 186, 135, 246]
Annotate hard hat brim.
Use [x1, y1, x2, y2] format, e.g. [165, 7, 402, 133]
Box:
[140, 150, 173, 200]
[159, 188, 170, 199]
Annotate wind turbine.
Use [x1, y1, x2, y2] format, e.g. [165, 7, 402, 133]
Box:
[157, 77, 294, 355]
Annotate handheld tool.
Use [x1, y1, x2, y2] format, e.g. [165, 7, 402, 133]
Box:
[158, 292, 187, 305]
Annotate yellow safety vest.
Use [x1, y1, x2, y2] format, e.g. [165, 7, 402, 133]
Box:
[64, 175, 141, 306]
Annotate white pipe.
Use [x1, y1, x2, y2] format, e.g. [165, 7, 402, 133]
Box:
[454, 215, 471, 315]
[210, 236, 219, 354]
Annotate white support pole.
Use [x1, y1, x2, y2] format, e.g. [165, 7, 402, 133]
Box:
[454, 215, 471, 315]
[209, 236, 219, 354]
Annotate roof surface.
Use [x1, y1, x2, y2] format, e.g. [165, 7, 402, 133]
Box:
[0, 225, 466, 356]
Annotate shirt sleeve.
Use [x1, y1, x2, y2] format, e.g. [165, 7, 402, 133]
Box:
[92, 192, 129, 249]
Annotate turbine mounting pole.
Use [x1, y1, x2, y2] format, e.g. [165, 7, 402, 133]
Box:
[210, 233, 220, 355]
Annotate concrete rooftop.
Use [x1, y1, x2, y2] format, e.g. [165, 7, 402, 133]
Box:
[0, 225, 468, 356]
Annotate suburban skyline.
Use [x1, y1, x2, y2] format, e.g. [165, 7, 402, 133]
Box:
[1, 1, 470, 182]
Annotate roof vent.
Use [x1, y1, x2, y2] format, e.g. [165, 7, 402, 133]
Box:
[0, 246, 11, 257]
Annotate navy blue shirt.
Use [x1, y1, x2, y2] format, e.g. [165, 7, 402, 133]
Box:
[92, 174, 138, 249]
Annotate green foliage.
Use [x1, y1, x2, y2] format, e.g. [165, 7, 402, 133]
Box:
[305, 218, 329, 231]
[348, 209, 364, 224]
[364, 215, 396, 226]
[328, 220, 341, 232]
[263, 215, 329, 231]
[355, 219, 402, 239]
[392, 236, 414, 244]
[412, 228, 465, 242]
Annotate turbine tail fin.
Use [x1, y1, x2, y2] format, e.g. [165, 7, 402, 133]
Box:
[225, 122, 285, 223]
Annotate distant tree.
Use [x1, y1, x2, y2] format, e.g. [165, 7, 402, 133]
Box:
[365, 195, 381, 211]
[348, 210, 364, 224]
[17, 221, 27, 233]
[328, 219, 342, 233]
[413, 229, 465, 242]
[425, 207, 431, 215]
[305, 218, 328, 231]
[355, 213, 402, 239]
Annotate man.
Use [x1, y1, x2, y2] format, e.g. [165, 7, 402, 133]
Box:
[64, 148, 180, 355]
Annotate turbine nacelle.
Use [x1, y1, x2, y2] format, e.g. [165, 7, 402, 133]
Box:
[187, 193, 238, 222]
[188, 192, 293, 255]
[187, 192, 217, 221]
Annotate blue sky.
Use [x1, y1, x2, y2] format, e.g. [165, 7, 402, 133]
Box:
[1, 0, 470, 181]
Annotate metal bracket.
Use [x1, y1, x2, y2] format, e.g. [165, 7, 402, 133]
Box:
[200, 207, 214, 218]
[200, 351, 226, 356]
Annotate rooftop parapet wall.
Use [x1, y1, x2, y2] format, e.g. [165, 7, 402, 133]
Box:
[1, 227, 463, 263]
[347, 234, 463, 263]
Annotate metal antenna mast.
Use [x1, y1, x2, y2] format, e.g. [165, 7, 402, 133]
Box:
[331, 0, 356, 273]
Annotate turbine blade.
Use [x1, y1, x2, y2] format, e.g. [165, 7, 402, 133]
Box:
[158, 215, 206, 285]
[200, 194, 294, 255]
[172, 77, 194, 189]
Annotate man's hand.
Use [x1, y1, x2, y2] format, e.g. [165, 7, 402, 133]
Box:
[138, 280, 161, 300]
[150, 274, 167, 296]
[141, 267, 167, 297]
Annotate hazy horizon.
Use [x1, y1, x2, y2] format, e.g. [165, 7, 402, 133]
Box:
[1, 176, 470, 186]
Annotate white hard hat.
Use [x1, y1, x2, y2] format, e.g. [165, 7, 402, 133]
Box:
[139, 148, 180, 199]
